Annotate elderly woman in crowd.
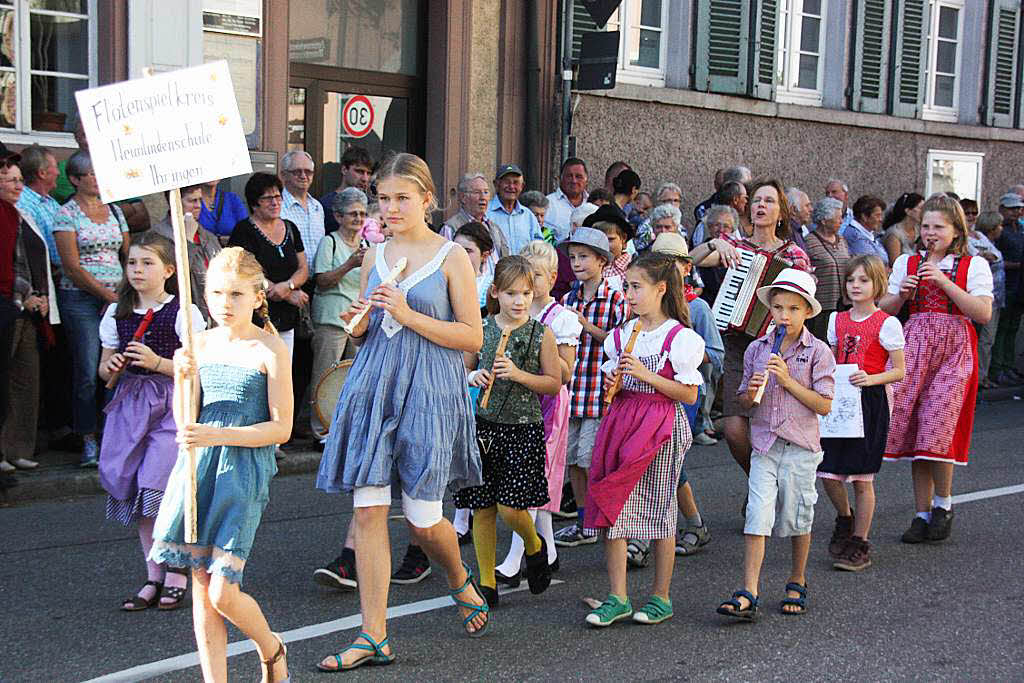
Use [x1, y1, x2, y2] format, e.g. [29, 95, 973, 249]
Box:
[696, 204, 739, 305]
[53, 150, 130, 467]
[309, 187, 367, 439]
[0, 154, 57, 474]
[228, 172, 308, 358]
[842, 195, 889, 265]
[803, 196, 851, 340]
[519, 190, 556, 244]
[632, 182, 686, 251]
[149, 184, 221, 323]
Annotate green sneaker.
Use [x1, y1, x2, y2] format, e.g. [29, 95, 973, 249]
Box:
[585, 594, 633, 627]
[632, 595, 673, 624]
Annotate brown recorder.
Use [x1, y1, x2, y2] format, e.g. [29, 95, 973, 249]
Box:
[604, 321, 643, 406]
[479, 326, 512, 410]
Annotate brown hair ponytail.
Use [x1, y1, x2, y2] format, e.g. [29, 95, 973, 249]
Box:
[627, 252, 691, 328]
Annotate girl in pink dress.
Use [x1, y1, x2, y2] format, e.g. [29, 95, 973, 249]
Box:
[880, 195, 993, 544]
[584, 252, 704, 628]
[495, 240, 581, 584]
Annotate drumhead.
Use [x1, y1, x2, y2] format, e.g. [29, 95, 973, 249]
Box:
[314, 360, 353, 432]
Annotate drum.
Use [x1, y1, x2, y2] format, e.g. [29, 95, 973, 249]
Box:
[313, 360, 353, 433]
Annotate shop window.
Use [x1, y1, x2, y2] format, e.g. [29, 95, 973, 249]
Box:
[0, 0, 94, 140]
[926, 149, 982, 201]
[922, 0, 963, 123]
[775, 0, 827, 106]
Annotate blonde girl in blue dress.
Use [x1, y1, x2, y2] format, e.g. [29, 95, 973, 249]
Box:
[150, 247, 292, 683]
[316, 153, 488, 671]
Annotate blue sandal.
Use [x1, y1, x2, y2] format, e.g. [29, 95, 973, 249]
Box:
[780, 582, 808, 615]
[449, 562, 490, 637]
[316, 631, 395, 672]
[716, 590, 759, 621]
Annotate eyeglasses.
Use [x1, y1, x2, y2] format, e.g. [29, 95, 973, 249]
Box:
[287, 169, 315, 177]
[258, 194, 283, 204]
[463, 190, 490, 197]
[336, 210, 367, 219]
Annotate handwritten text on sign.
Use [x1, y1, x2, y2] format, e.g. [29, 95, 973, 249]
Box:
[75, 61, 252, 204]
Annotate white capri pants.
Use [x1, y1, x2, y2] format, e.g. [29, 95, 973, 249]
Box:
[353, 485, 444, 529]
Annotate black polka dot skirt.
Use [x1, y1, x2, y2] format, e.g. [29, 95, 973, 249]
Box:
[454, 417, 550, 510]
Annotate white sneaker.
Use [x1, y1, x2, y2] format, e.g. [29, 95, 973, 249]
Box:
[693, 432, 717, 446]
[0, 461, 14, 473]
[11, 458, 38, 470]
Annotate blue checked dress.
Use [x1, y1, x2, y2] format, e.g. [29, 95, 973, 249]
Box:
[316, 241, 483, 500]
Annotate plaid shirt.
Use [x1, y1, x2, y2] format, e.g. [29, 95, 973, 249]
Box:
[16, 185, 61, 266]
[562, 279, 628, 418]
[602, 251, 632, 281]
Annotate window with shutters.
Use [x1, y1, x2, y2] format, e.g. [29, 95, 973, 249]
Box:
[985, 0, 1021, 128]
[694, 0, 751, 95]
[606, 0, 669, 86]
[922, 0, 963, 122]
[775, 0, 827, 106]
[925, 149, 983, 200]
[0, 0, 96, 144]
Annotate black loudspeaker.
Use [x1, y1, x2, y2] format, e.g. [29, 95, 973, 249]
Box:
[581, 0, 621, 27]
[576, 30, 619, 91]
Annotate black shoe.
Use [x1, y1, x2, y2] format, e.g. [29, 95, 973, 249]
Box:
[313, 553, 357, 590]
[480, 585, 500, 609]
[553, 492, 578, 520]
[458, 530, 473, 545]
[525, 537, 552, 595]
[901, 517, 929, 544]
[391, 544, 432, 584]
[495, 569, 521, 588]
[926, 507, 954, 542]
[549, 557, 559, 573]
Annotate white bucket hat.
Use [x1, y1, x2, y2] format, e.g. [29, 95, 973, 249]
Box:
[755, 268, 822, 318]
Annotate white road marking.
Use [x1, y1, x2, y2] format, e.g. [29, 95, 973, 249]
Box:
[952, 483, 1024, 504]
[83, 485, 1024, 681]
[84, 579, 563, 682]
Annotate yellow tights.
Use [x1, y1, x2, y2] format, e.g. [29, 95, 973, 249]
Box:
[472, 505, 542, 588]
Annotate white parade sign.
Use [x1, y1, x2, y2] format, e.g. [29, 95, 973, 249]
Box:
[342, 95, 374, 138]
[74, 61, 252, 205]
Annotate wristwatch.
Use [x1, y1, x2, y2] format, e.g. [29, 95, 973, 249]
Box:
[288, 280, 296, 291]
[708, 241, 718, 251]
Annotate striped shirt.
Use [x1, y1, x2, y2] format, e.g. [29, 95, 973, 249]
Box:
[561, 279, 628, 418]
[803, 230, 851, 312]
[281, 188, 325, 269]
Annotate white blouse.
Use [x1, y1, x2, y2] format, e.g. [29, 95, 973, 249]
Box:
[827, 311, 905, 351]
[600, 318, 705, 385]
[535, 301, 582, 347]
[887, 253, 993, 299]
[99, 295, 207, 350]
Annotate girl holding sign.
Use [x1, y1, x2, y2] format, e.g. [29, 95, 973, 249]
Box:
[150, 247, 292, 683]
[881, 195, 992, 545]
[817, 255, 905, 571]
[316, 153, 487, 671]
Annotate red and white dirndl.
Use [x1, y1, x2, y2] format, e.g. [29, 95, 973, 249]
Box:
[585, 325, 692, 540]
[885, 254, 977, 465]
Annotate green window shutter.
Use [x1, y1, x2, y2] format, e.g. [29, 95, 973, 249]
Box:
[986, 0, 1022, 128]
[694, 0, 751, 95]
[751, 0, 780, 100]
[852, 0, 893, 113]
[891, 0, 929, 118]
[571, 0, 602, 63]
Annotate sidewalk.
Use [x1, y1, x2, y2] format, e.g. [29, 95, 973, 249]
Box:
[3, 383, 1022, 507]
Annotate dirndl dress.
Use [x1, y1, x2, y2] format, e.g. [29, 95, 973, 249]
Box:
[316, 241, 482, 500]
[150, 364, 278, 583]
[586, 324, 694, 540]
[885, 254, 979, 465]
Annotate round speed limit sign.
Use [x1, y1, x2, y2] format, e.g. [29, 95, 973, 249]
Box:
[341, 95, 374, 138]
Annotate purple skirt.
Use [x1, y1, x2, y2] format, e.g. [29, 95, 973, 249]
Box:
[99, 373, 179, 504]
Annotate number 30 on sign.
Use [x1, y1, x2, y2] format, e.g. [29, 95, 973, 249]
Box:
[342, 95, 374, 138]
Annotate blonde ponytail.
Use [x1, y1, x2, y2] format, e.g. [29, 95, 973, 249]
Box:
[207, 247, 279, 335]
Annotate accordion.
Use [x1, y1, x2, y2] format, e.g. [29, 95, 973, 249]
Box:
[711, 246, 792, 337]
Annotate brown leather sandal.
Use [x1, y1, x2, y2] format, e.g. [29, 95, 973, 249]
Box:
[261, 632, 290, 683]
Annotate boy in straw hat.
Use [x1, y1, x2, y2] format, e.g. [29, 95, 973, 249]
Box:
[716, 268, 835, 621]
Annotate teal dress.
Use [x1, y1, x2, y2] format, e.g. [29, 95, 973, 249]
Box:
[150, 364, 278, 584]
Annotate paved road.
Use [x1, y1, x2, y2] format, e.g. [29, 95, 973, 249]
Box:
[3, 399, 1023, 682]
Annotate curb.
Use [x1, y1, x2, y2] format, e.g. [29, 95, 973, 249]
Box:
[0, 449, 324, 506]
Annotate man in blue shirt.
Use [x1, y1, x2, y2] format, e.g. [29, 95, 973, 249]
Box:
[15, 145, 61, 267]
[486, 163, 543, 255]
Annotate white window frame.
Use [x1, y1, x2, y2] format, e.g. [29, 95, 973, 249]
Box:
[606, 0, 669, 87]
[775, 0, 827, 106]
[922, 0, 963, 123]
[0, 0, 96, 148]
[925, 149, 983, 201]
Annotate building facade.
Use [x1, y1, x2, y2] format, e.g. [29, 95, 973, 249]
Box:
[570, 0, 1024, 219]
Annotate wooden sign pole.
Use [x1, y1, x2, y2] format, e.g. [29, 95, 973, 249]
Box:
[168, 187, 199, 543]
